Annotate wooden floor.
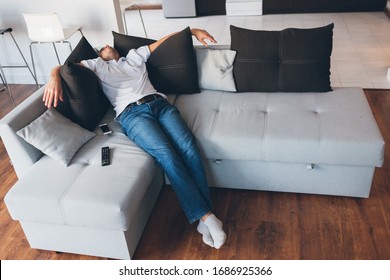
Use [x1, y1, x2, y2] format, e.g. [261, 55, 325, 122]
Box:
[1, 85, 390, 260]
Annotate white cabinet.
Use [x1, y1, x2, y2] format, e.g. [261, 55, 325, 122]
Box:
[162, 0, 196, 18]
[226, 0, 263, 16]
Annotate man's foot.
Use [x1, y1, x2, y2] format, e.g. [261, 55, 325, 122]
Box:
[203, 214, 227, 249]
[197, 220, 214, 248]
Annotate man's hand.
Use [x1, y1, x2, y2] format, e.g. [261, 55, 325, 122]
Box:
[43, 66, 63, 108]
[191, 28, 217, 47]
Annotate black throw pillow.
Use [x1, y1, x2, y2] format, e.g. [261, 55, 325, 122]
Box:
[113, 27, 200, 95]
[231, 23, 334, 92]
[113, 31, 156, 57]
[65, 36, 98, 63]
[57, 62, 110, 131]
[56, 36, 109, 131]
[57, 36, 99, 120]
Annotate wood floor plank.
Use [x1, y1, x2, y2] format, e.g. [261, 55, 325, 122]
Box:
[1, 85, 390, 260]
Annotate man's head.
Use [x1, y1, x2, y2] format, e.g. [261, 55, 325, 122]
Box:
[99, 45, 120, 61]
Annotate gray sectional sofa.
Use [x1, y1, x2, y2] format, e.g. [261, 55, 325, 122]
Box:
[0, 26, 385, 259]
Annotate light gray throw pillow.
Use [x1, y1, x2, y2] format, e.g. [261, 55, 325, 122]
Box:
[195, 48, 237, 92]
[17, 108, 95, 166]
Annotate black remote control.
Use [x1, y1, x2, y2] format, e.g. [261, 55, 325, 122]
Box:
[101, 146, 110, 166]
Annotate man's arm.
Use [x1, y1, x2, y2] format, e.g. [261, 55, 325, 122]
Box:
[191, 28, 217, 47]
[148, 28, 217, 53]
[43, 65, 63, 108]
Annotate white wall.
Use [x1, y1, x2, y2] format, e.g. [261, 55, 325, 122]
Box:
[0, 0, 123, 84]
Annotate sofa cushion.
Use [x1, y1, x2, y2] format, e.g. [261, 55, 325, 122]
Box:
[16, 108, 95, 166]
[230, 24, 334, 92]
[4, 134, 160, 231]
[172, 87, 384, 167]
[113, 27, 200, 95]
[195, 48, 237, 92]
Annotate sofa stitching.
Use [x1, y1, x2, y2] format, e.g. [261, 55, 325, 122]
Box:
[314, 93, 324, 163]
[59, 165, 89, 225]
[59, 141, 109, 225]
[208, 93, 222, 159]
[261, 93, 270, 161]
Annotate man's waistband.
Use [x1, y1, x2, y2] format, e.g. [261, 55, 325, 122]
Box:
[126, 94, 164, 109]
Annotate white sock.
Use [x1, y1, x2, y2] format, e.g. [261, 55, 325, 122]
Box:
[203, 214, 227, 249]
[197, 220, 214, 248]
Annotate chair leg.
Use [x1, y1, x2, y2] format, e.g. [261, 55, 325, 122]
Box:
[137, 5, 148, 38]
[0, 72, 5, 91]
[123, 6, 148, 38]
[9, 32, 39, 88]
[52, 43, 61, 65]
[123, 11, 129, 35]
[0, 63, 16, 108]
[64, 41, 72, 53]
[29, 43, 38, 85]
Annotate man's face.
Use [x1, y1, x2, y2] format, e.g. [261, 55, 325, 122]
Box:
[99, 45, 120, 61]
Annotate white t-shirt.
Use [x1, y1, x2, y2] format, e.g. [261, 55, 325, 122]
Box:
[81, 45, 166, 117]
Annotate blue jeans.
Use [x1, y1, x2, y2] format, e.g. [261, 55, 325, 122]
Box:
[119, 98, 213, 223]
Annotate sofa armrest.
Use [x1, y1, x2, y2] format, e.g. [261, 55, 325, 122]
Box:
[0, 86, 47, 178]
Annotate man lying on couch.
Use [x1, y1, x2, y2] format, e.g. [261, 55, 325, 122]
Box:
[42, 28, 227, 249]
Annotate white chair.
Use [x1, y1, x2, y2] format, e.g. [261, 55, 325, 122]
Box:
[119, 0, 148, 37]
[23, 13, 83, 83]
